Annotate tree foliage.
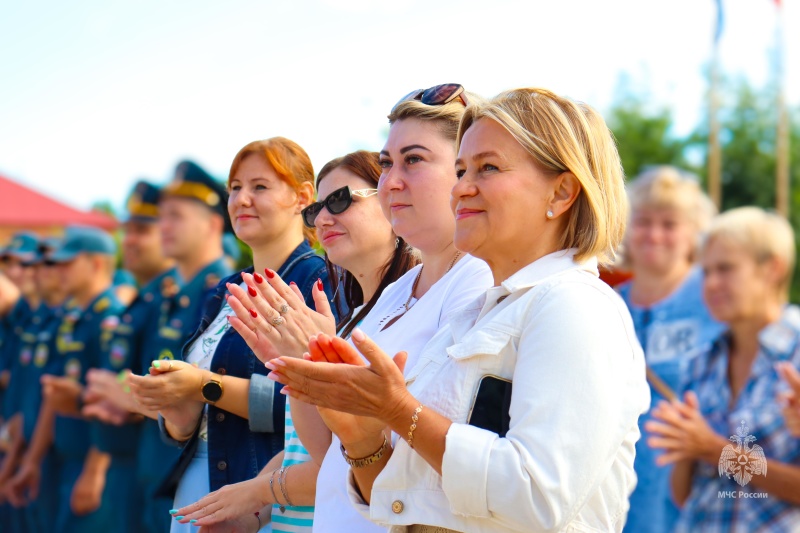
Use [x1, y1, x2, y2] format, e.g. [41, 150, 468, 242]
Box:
[606, 75, 800, 300]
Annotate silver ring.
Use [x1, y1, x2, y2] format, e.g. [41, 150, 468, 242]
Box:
[168, 360, 174, 370]
[279, 304, 290, 315]
[270, 316, 285, 327]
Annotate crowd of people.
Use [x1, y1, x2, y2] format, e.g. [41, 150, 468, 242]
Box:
[0, 84, 799, 533]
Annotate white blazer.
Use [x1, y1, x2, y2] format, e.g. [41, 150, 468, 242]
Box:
[347, 249, 651, 532]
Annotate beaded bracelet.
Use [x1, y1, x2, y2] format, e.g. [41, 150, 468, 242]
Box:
[268, 469, 285, 513]
[407, 404, 424, 448]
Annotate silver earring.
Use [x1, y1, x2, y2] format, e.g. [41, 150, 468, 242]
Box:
[546, 210, 554, 219]
[395, 237, 400, 249]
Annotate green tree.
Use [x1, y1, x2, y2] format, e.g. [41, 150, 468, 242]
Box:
[606, 83, 692, 180]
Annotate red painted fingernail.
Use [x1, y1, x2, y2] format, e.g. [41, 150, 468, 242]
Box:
[316, 278, 323, 291]
[224, 294, 229, 300]
[290, 281, 297, 287]
[226, 315, 231, 321]
[249, 309, 258, 318]
[265, 268, 275, 279]
[253, 272, 264, 284]
[248, 285, 257, 297]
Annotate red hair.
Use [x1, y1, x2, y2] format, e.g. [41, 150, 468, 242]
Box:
[228, 137, 317, 246]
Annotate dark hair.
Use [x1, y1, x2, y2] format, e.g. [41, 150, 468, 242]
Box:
[316, 150, 419, 338]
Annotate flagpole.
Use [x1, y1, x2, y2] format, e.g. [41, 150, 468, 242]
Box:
[708, 0, 723, 209]
[775, 0, 789, 217]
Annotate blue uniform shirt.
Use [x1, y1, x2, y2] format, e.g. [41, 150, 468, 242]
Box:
[1, 298, 34, 420]
[93, 270, 176, 457]
[52, 288, 124, 458]
[618, 267, 725, 533]
[15, 303, 64, 442]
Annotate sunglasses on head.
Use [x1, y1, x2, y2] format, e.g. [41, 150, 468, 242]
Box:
[391, 83, 468, 113]
[301, 186, 378, 228]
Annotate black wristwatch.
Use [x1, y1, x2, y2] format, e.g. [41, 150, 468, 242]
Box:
[201, 378, 224, 404]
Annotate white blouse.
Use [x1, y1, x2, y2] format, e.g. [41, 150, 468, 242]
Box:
[347, 249, 650, 532]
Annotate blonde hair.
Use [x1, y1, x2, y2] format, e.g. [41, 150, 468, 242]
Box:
[703, 206, 796, 296]
[621, 166, 717, 265]
[457, 87, 627, 264]
[388, 91, 483, 143]
[628, 166, 716, 230]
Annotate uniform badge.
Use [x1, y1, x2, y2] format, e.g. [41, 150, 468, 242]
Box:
[171, 318, 183, 329]
[179, 295, 190, 308]
[20, 347, 33, 366]
[94, 297, 110, 313]
[65, 359, 82, 380]
[159, 349, 174, 360]
[206, 274, 220, 289]
[101, 316, 120, 331]
[161, 277, 179, 298]
[143, 293, 154, 303]
[110, 339, 128, 368]
[34, 344, 49, 367]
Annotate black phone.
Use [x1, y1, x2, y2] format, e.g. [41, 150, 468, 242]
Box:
[467, 374, 512, 437]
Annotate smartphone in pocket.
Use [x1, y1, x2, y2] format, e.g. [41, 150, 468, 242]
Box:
[467, 374, 512, 437]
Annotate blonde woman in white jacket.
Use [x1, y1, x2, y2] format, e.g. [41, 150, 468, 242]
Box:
[266, 88, 650, 533]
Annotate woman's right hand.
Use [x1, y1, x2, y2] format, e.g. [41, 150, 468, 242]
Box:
[226, 270, 336, 363]
[269, 334, 395, 449]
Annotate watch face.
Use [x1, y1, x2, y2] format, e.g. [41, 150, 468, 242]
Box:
[202, 380, 223, 403]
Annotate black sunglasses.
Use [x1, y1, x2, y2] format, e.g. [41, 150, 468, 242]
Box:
[302, 186, 378, 228]
[391, 83, 468, 113]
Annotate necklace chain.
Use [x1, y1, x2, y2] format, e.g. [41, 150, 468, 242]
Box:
[402, 251, 462, 312]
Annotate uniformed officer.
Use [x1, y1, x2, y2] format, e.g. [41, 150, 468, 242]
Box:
[81, 180, 176, 533]
[0, 232, 40, 532]
[34, 225, 123, 532]
[4, 239, 67, 532]
[135, 161, 232, 531]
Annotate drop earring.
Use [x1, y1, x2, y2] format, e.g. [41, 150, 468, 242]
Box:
[546, 210, 554, 219]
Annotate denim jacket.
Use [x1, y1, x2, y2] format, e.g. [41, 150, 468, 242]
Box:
[158, 241, 335, 494]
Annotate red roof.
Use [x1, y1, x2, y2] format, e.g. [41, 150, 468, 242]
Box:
[0, 173, 117, 230]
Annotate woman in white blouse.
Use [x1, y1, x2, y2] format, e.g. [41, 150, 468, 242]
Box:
[266, 87, 651, 532]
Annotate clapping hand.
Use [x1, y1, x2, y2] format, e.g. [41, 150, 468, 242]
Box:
[645, 391, 726, 465]
[226, 269, 336, 363]
[777, 362, 800, 437]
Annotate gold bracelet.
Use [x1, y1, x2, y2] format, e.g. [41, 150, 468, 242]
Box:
[340, 434, 389, 468]
[407, 404, 424, 448]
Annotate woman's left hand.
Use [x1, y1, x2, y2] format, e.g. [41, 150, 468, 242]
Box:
[645, 391, 724, 465]
[127, 360, 204, 411]
[267, 330, 410, 445]
[174, 476, 268, 527]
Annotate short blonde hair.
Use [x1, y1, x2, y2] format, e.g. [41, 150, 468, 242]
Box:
[703, 206, 796, 296]
[457, 87, 627, 264]
[388, 90, 483, 143]
[628, 166, 717, 232]
[622, 166, 717, 265]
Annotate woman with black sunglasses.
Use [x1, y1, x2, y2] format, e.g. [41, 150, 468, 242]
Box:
[182, 85, 493, 531]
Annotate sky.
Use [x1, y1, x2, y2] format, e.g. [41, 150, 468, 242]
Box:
[1, 0, 797, 214]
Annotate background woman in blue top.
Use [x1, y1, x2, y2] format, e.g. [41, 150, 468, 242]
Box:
[648, 206, 800, 532]
[130, 137, 334, 533]
[617, 166, 725, 533]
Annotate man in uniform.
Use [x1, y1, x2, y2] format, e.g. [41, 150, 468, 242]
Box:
[1, 238, 66, 532]
[0, 232, 40, 532]
[81, 180, 177, 532]
[134, 161, 232, 531]
[14, 226, 123, 532]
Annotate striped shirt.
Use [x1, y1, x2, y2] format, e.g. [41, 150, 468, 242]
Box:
[272, 401, 315, 532]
